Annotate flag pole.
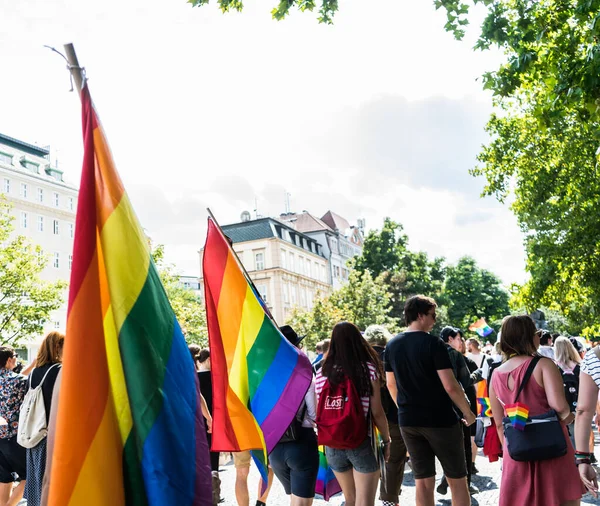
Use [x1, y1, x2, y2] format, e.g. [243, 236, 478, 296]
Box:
[206, 208, 278, 324]
[63, 43, 85, 94]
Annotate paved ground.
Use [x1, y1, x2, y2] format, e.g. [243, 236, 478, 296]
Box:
[217, 446, 600, 505]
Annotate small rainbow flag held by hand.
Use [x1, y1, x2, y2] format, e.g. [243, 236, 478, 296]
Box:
[469, 318, 494, 338]
[315, 446, 342, 501]
[478, 397, 493, 417]
[505, 402, 529, 431]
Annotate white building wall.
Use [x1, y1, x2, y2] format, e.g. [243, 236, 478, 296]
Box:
[0, 137, 78, 356]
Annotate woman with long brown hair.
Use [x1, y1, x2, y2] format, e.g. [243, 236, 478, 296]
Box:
[315, 322, 390, 506]
[23, 331, 64, 506]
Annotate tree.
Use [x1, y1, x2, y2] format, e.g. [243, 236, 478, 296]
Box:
[285, 270, 399, 350]
[151, 245, 208, 346]
[188, 0, 339, 23]
[444, 256, 510, 335]
[0, 198, 66, 346]
[353, 218, 446, 320]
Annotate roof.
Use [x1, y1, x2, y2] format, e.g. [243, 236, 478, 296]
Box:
[279, 212, 334, 233]
[321, 210, 351, 234]
[221, 217, 326, 257]
[221, 218, 275, 243]
[0, 133, 50, 159]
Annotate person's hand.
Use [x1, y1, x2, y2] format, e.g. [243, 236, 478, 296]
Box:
[206, 415, 213, 434]
[383, 442, 391, 463]
[579, 463, 598, 497]
[463, 412, 476, 427]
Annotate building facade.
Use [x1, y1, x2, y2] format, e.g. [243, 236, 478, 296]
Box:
[0, 133, 78, 356]
[199, 217, 331, 324]
[280, 210, 364, 290]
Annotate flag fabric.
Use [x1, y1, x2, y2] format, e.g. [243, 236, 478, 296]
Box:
[477, 397, 493, 417]
[469, 318, 494, 338]
[505, 402, 530, 431]
[476, 381, 489, 415]
[202, 218, 313, 482]
[47, 83, 211, 506]
[315, 446, 342, 501]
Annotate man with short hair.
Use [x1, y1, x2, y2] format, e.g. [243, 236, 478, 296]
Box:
[0, 347, 28, 506]
[385, 296, 475, 506]
[537, 330, 555, 359]
[466, 338, 485, 369]
[312, 342, 323, 366]
[312, 339, 330, 373]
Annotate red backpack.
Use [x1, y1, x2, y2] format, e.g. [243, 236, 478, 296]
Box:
[316, 375, 367, 449]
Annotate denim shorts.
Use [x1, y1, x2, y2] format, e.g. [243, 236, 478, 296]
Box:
[325, 437, 379, 474]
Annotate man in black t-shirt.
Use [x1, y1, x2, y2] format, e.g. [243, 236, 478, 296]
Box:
[384, 295, 475, 506]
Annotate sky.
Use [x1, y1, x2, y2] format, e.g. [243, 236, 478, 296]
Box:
[1, 0, 526, 285]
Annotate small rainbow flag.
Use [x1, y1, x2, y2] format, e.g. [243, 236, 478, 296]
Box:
[47, 84, 211, 505]
[505, 402, 529, 431]
[315, 446, 342, 501]
[203, 218, 313, 484]
[478, 397, 493, 417]
[469, 318, 494, 338]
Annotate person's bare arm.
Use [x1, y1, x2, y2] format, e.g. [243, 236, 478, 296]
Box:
[540, 358, 572, 423]
[488, 378, 504, 445]
[370, 379, 391, 461]
[386, 372, 398, 407]
[21, 359, 36, 376]
[576, 371, 599, 496]
[437, 368, 476, 426]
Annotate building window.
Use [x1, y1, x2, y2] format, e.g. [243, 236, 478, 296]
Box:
[283, 283, 289, 304]
[53, 252, 59, 268]
[20, 212, 27, 229]
[307, 290, 314, 309]
[53, 192, 59, 207]
[321, 265, 326, 282]
[289, 252, 295, 272]
[3, 178, 10, 194]
[0, 153, 12, 165]
[280, 250, 287, 269]
[69, 254, 73, 270]
[254, 251, 265, 271]
[290, 286, 297, 305]
[37, 216, 44, 232]
[298, 257, 304, 275]
[54, 321, 61, 329]
[20, 183, 27, 198]
[53, 220, 59, 235]
[68, 197, 74, 211]
[37, 249, 44, 265]
[256, 284, 268, 303]
[22, 160, 38, 173]
[300, 288, 307, 308]
[37, 188, 44, 202]
[69, 223, 74, 239]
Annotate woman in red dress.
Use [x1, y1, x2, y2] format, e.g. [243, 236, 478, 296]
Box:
[489, 315, 583, 506]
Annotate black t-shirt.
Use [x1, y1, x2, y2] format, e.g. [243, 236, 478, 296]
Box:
[384, 331, 457, 427]
[29, 363, 61, 425]
[197, 371, 212, 415]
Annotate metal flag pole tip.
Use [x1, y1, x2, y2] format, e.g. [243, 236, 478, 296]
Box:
[44, 44, 86, 93]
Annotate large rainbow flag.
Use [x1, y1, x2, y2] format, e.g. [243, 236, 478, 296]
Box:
[47, 83, 211, 506]
[202, 218, 313, 480]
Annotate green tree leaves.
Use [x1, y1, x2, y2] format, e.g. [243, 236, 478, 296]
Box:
[0, 198, 66, 346]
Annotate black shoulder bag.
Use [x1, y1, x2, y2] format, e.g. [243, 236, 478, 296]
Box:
[501, 356, 567, 462]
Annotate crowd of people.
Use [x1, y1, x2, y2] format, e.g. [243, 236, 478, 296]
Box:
[2, 295, 600, 506]
[192, 295, 600, 506]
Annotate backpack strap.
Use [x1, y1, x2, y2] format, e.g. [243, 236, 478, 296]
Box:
[513, 356, 542, 403]
[34, 363, 61, 389]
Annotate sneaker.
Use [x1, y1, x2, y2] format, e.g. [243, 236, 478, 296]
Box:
[469, 484, 480, 495]
[436, 480, 448, 495]
[471, 462, 479, 474]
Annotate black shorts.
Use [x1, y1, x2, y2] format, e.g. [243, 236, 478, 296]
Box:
[0, 436, 26, 482]
[401, 423, 467, 480]
[270, 429, 319, 498]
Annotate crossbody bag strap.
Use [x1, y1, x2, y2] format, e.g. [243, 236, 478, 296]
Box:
[513, 355, 542, 403]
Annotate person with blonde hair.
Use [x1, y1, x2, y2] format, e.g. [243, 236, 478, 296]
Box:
[23, 331, 64, 506]
[555, 337, 582, 371]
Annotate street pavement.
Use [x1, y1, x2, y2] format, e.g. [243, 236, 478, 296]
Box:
[216, 447, 600, 505]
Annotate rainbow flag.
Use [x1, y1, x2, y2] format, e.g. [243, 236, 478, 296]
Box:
[478, 397, 493, 417]
[315, 446, 342, 501]
[47, 84, 211, 506]
[202, 218, 313, 481]
[469, 318, 494, 338]
[505, 402, 529, 431]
